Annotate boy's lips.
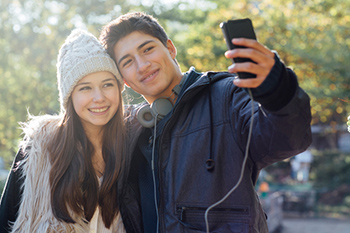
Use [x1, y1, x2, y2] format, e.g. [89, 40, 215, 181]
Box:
[141, 70, 159, 83]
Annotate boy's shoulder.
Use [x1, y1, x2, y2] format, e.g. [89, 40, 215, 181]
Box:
[201, 70, 236, 83]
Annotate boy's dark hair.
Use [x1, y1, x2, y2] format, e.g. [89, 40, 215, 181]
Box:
[100, 12, 169, 62]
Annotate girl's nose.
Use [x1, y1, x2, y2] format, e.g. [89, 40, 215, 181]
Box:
[92, 88, 105, 102]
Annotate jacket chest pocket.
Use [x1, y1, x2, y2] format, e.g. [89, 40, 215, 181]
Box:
[175, 205, 250, 233]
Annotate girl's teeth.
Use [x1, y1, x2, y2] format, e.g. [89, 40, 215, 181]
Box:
[90, 107, 108, 113]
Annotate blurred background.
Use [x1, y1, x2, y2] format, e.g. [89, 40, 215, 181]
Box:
[0, 0, 349, 232]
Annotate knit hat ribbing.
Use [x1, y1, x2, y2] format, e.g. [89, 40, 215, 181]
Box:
[57, 29, 123, 112]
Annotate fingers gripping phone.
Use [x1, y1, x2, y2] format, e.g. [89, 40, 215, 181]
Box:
[220, 18, 257, 79]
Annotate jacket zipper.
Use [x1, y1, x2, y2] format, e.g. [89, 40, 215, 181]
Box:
[176, 206, 249, 221]
[157, 78, 209, 231]
[157, 73, 220, 231]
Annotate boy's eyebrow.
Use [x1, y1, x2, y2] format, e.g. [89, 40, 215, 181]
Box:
[117, 40, 154, 66]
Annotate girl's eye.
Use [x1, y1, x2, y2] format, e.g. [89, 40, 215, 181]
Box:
[79, 86, 91, 91]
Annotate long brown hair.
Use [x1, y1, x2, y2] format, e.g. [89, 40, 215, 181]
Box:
[47, 82, 125, 228]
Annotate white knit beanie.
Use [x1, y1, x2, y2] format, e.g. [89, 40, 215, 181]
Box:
[57, 29, 123, 112]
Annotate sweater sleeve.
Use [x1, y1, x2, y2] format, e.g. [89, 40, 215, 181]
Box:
[248, 52, 283, 99]
[242, 52, 298, 112]
[0, 149, 25, 233]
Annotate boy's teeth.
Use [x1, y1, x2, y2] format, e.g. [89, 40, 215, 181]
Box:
[146, 72, 155, 80]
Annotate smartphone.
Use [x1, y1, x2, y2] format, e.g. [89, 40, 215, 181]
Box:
[220, 18, 257, 79]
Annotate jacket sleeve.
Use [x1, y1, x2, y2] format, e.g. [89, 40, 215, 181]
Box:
[231, 64, 312, 170]
[0, 149, 25, 233]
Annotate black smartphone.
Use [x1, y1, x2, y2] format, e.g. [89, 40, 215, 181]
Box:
[220, 18, 257, 79]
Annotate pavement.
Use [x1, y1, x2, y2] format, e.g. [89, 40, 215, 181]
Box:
[282, 217, 350, 233]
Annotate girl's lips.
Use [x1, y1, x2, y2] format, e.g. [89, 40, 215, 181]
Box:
[89, 106, 109, 113]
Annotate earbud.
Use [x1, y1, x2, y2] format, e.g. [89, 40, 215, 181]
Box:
[136, 98, 174, 128]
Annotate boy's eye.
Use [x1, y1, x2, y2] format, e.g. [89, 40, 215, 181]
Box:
[122, 59, 132, 67]
[144, 46, 154, 53]
[103, 83, 114, 88]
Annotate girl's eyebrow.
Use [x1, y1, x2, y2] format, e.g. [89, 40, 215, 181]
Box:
[76, 78, 116, 86]
[102, 78, 116, 82]
[76, 82, 90, 86]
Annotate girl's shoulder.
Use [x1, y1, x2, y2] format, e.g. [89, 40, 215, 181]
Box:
[19, 114, 62, 148]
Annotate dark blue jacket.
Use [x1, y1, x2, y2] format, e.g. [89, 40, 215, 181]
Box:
[119, 66, 312, 233]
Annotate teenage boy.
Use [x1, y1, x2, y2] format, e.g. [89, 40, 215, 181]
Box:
[100, 12, 312, 233]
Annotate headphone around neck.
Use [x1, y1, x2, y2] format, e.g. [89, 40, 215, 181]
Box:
[136, 69, 192, 128]
[136, 97, 174, 128]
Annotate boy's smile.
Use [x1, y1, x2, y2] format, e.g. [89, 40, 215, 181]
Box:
[113, 31, 182, 103]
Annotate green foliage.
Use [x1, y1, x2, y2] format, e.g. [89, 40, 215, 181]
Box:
[0, 179, 5, 195]
[311, 149, 350, 217]
[310, 150, 350, 189]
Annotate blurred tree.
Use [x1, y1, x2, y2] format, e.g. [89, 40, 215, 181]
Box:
[311, 150, 350, 189]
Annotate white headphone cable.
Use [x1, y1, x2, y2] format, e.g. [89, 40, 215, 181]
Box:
[204, 89, 254, 233]
[152, 114, 160, 233]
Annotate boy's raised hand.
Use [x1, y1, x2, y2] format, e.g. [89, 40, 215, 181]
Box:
[225, 38, 275, 88]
